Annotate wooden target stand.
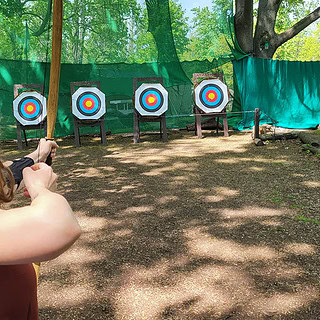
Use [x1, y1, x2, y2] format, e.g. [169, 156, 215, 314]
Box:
[13, 84, 47, 150]
[133, 77, 168, 143]
[193, 73, 229, 138]
[70, 81, 107, 147]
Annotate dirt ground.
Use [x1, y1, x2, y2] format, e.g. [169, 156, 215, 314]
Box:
[1, 129, 320, 320]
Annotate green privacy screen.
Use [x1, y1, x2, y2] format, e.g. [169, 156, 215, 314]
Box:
[0, 0, 235, 140]
[233, 57, 320, 130]
[0, 59, 233, 140]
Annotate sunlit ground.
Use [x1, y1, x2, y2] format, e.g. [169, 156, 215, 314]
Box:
[2, 129, 320, 319]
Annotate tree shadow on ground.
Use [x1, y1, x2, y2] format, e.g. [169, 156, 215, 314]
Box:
[2, 130, 320, 320]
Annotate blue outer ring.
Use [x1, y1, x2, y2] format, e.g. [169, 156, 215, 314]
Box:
[202, 87, 222, 106]
[18, 97, 42, 120]
[139, 88, 163, 113]
[77, 92, 101, 116]
[199, 84, 224, 108]
[141, 90, 161, 110]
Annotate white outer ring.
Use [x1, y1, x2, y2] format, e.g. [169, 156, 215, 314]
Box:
[72, 87, 106, 120]
[13, 91, 47, 125]
[194, 79, 229, 113]
[135, 83, 168, 116]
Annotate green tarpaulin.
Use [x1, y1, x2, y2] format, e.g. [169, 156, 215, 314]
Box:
[233, 57, 320, 130]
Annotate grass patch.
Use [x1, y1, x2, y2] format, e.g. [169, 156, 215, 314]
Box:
[296, 215, 320, 225]
[266, 192, 283, 205]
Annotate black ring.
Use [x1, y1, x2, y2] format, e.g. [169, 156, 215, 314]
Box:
[18, 96, 43, 121]
[138, 88, 163, 113]
[199, 84, 224, 109]
[76, 92, 101, 117]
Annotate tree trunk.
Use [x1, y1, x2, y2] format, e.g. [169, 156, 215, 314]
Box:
[234, 0, 320, 59]
[234, 0, 253, 54]
[253, 0, 281, 58]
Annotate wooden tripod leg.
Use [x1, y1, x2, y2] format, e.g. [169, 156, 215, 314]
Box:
[195, 112, 202, 139]
[16, 124, 23, 150]
[133, 111, 140, 143]
[74, 118, 81, 147]
[223, 115, 229, 137]
[161, 115, 168, 142]
[100, 119, 107, 145]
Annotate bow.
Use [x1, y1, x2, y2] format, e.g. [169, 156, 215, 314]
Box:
[33, 0, 63, 282]
[46, 0, 62, 141]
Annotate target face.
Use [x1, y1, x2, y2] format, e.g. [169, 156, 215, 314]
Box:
[13, 91, 47, 125]
[194, 79, 229, 113]
[72, 87, 106, 120]
[135, 83, 168, 116]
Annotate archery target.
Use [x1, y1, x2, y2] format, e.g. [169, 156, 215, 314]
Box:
[72, 87, 106, 120]
[194, 79, 229, 113]
[13, 91, 47, 126]
[135, 83, 168, 116]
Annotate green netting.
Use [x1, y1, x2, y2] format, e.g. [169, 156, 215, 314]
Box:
[0, 0, 236, 140]
[233, 57, 320, 130]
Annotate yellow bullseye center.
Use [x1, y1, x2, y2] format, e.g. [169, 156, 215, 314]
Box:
[85, 100, 93, 107]
[208, 92, 216, 100]
[26, 104, 34, 112]
[148, 97, 155, 104]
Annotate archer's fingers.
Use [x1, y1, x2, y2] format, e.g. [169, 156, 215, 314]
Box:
[23, 187, 31, 198]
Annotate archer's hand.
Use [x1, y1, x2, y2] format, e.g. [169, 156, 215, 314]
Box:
[36, 138, 59, 163]
[23, 163, 58, 200]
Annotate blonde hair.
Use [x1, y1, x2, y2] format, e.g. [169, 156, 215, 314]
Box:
[0, 160, 14, 203]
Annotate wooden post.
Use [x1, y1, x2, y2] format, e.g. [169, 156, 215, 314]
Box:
[253, 108, 264, 146]
[254, 108, 260, 139]
[133, 111, 140, 143]
[46, 0, 63, 139]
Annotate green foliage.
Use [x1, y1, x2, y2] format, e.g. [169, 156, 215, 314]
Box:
[169, 1, 190, 57]
[0, 0, 318, 66]
[273, 0, 320, 61]
[275, 22, 320, 62]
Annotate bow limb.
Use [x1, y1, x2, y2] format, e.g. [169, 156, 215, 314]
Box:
[33, 0, 63, 283]
[47, 0, 63, 140]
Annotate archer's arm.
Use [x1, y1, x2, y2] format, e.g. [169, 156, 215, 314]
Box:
[0, 164, 81, 265]
[3, 138, 58, 167]
[3, 139, 58, 191]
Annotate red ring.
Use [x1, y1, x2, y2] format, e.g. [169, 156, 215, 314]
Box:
[205, 90, 218, 102]
[144, 94, 158, 106]
[82, 97, 95, 110]
[23, 102, 37, 115]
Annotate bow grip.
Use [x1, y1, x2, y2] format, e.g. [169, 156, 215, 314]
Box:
[45, 138, 54, 166]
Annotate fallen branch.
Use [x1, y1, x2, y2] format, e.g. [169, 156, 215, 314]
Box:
[298, 132, 320, 147]
[301, 144, 320, 155]
[298, 132, 320, 155]
[260, 133, 298, 141]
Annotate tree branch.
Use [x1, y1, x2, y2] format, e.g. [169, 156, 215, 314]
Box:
[22, 12, 43, 20]
[32, 0, 52, 37]
[21, 0, 38, 5]
[276, 6, 320, 46]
